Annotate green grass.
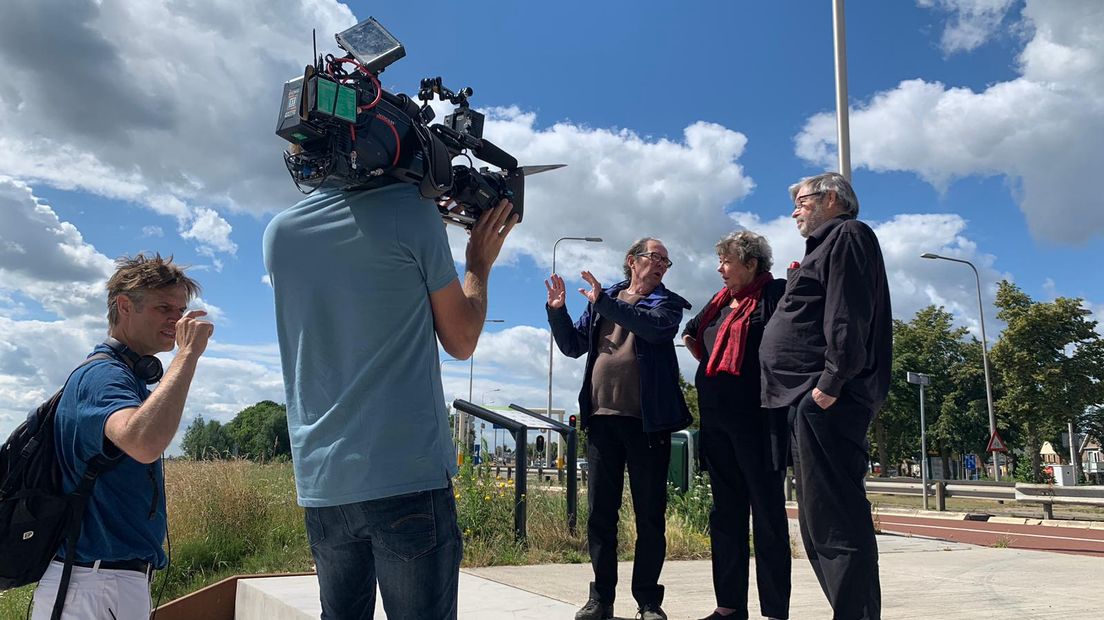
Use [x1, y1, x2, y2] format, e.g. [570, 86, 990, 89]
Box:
[0, 459, 714, 616]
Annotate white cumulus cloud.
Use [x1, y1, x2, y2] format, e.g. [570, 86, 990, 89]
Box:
[796, 0, 1104, 244]
[917, 0, 1018, 54]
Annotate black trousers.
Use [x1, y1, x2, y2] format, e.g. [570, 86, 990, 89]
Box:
[700, 408, 791, 619]
[585, 415, 671, 606]
[790, 391, 881, 620]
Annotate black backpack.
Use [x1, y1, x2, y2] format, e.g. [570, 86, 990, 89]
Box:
[0, 354, 121, 619]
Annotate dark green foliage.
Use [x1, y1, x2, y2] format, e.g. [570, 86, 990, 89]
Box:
[990, 282, 1104, 482]
[182, 401, 291, 462]
[680, 373, 700, 429]
[225, 401, 291, 462]
[874, 306, 987, 477]
[181, 415, 233, 460]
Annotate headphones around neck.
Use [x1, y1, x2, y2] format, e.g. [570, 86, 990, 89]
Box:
[104, 338, 164, 384]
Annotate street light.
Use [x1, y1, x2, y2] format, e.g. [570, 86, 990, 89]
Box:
[482, 388, 502, 456]
[921, 252, 1000, 481]
[441, 359, 466, 447]
[548, 236, 602, 467]
[907, 371, 931, 509]
[445, 318, 504, 461]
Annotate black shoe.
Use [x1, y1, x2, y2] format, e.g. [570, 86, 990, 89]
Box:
[638, 603, 668, 620]
[576, 598, 614, 620]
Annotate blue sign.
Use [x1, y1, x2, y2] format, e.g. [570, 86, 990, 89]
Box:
[964, 454, 977, 470]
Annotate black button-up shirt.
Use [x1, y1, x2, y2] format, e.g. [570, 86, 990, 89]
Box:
[760, 215, 892, 412]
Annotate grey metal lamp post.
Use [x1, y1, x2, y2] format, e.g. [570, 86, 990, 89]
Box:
[920, 252, 999, 481]
[482, 388, 502, 457]
[547, 236, 602, 467]
[907, 371, 931, 509]
[447, 319, 504, 463]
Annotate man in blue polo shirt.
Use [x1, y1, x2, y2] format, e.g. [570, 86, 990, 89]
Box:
[263, 184, 516, 619]
[32, 253, 212, 619]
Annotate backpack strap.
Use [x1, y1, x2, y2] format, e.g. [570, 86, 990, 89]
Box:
[50, 353, 123, 620]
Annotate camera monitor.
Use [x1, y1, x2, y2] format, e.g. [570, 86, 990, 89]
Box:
[334, 17, 405, 74]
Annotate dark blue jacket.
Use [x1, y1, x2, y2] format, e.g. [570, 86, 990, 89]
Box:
[547, 281, 693, 434]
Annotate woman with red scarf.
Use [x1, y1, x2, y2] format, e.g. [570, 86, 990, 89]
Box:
[683, 231, 790, 620]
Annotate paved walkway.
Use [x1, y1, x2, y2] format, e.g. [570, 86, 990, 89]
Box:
[235, 518, 1104, 619]
[468, 527, 1104, 619]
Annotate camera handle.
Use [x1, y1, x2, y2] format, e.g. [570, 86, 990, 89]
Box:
[418, 77, 473, 107]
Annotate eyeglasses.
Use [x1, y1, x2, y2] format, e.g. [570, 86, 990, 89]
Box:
[635, 252, 673, 268]
[793, 191, 824, 208]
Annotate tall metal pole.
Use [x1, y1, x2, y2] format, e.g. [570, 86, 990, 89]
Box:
[455, 319, 504, 464]
[921, 253, 999, 481]
[441, 358, 467, 460]
[919, 382, 929, 510]
[908, 372, 931, 509]
[832, 0, 852, 181]
[547, 236, 602, 468]
[1068, 420, 1077, 480]
[466, 355, 473, 454]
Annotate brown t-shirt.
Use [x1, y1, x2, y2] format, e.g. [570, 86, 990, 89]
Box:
[590, 290, 644, 418]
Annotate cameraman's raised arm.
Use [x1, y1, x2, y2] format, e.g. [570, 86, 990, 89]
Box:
[431, 200, 518, 359]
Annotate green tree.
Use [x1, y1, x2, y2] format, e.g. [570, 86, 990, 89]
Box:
[934, 341, 992, 473]
[1080, 406, 1104, 483]
[1082, 406, 1104, 448]
[181, 415, 232, 460]
[225, 400, 292, 462]
[875, 306, 983, 477]
[680, 373, 699, 429]
[989, 282, 1104, 482]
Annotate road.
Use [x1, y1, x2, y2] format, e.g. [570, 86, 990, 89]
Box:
[787, 506, 1104, 557]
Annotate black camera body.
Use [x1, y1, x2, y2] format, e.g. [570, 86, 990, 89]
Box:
[276, 17, 561, 228]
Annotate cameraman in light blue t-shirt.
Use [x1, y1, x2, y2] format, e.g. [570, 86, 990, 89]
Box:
[263, 183, 517, 619]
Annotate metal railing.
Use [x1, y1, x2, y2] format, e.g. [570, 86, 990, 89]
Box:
[854, 476, 1104, 518]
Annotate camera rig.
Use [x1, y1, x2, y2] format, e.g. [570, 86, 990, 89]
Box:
[276, 17, 562, 228]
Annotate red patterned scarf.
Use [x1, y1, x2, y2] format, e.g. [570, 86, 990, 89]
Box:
[695, 271, 773, 378]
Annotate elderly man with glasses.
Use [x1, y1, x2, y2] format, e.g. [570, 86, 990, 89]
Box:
[760, 172, 892, 620]
[546, 237, 693, 620]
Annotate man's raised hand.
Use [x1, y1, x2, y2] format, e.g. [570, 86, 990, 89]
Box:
[578, 271, 602, 304]
[176, 310, 214, 357]
[545, 274, 567, 309]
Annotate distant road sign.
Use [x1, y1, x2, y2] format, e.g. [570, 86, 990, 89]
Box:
[964, 454, 977, 470]
[986, 431, 1008, 453]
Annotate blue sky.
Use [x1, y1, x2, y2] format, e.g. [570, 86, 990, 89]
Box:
[1, 0, 1102, 450]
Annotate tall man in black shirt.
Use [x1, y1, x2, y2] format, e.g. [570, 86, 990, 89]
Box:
[760, 172, 891, 620]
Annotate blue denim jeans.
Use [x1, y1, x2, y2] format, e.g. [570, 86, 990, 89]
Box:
[305, 485, 463, 620]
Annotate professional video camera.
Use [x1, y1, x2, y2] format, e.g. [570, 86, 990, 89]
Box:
[276, 17, 562, 228]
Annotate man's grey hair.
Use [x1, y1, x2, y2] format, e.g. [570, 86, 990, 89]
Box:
[789, 171, 860, 217]
[623, 237, 658, 280]
[715, 230, 773, 274]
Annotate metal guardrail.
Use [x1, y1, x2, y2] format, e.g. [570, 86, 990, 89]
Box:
[865, 477, 1015, 501]
[860, 476, 1104, 517]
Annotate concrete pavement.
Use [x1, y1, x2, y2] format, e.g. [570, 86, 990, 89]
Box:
[234, 518, 1104, 619]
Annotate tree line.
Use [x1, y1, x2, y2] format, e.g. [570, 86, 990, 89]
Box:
[676, 280, 1103, 483]
[181, 400, 291, 461]
[869, 281, 1102, 482]
[187, 280, 1103, 482]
